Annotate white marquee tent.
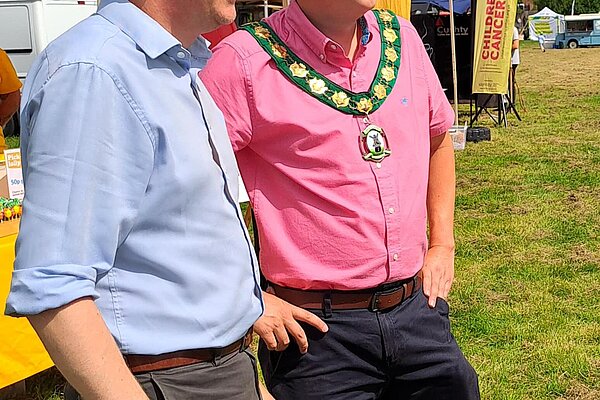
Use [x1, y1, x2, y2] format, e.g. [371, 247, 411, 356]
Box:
[528, 7, 565, 42]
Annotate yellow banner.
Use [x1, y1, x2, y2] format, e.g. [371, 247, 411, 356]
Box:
[376, 0, 411, 19]
[472, 0, 517, 94]
[0, 234, 54, 388]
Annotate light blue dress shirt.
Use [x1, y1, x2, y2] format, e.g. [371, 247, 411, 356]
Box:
[5, 0, 263, 355]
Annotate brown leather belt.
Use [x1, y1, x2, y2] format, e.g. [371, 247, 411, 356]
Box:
[124, 329, 253, 374]
[269, 275, 422, 312]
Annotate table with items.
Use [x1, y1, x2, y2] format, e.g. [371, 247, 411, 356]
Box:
[0, 194, 54, 389]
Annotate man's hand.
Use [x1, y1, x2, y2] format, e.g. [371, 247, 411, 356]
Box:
[421, 245, 455, 308]
[254, 291, 328, 353]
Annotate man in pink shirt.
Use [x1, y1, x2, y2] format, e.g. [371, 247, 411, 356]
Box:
[201, 0, 479, 398]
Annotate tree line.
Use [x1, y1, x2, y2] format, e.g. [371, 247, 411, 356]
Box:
[535, 0, 600, 15]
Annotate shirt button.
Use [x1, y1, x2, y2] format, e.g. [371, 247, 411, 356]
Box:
[363, 117, 369, 123]
[376, 162, 382, 169]
[393, 253, 399, 261]
[177, 51, 186, 59]
[319, 54, 325, 61]
[352, 72, 357, 77]
[330, 44, 337, 50]
[388, 207, 395, 214]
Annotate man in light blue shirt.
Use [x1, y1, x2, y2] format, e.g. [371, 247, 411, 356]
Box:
[4, 0, 265, 398]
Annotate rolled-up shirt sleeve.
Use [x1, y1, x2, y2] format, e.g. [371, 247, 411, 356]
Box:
[5, 62, 154, 315]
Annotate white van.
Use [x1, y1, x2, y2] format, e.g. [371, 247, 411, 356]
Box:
[0, 0, 97, 79]
[0, 0, 96, 134]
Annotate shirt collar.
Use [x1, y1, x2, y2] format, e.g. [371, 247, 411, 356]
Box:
[284, 1, 372, 64]
[98, 0, 181, 60]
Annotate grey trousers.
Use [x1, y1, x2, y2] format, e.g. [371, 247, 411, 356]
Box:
[65, 349, 261, 400]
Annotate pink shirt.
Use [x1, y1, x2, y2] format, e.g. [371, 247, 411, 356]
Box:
[200, 3, 453, 290]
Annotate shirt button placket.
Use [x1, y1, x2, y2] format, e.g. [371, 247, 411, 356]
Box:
[370, 156, 397, 276]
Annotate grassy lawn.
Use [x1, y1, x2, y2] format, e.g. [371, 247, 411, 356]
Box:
[453, 41, 600, 400]
[6, 42, 600, 399]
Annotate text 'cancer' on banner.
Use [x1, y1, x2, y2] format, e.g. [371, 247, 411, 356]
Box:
[472, 0, 517, 94]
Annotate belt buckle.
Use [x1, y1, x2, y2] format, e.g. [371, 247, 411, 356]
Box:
[369, 292, 382, 312]
[369, 284, 405, 312]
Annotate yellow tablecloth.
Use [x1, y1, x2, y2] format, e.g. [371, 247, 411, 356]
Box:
[0, 233, 54, 388]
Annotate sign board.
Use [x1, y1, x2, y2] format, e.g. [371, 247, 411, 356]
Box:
[472, 0, 517, 94]
[3, 149, 24, 200]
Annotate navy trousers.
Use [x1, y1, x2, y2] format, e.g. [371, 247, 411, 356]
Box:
[259, 288, 480, 400]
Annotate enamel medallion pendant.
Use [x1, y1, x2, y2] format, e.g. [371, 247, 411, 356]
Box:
[360, 124, 392, 162]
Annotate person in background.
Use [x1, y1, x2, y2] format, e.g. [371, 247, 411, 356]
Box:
[201, 0, 480, 398]
[4, 0, 271, 399]
[538, 31, 546, 52]
[0, 49, 22, 152]
[511, 24, 520, 100]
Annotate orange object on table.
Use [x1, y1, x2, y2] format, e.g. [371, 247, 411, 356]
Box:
[0, 229, 54, 389]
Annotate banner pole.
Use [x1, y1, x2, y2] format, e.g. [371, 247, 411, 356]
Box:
[449, 0, 459, 125]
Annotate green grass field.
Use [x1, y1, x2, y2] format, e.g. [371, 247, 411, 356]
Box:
[450, 42, 600, 399]
[6, 42, 600, 399]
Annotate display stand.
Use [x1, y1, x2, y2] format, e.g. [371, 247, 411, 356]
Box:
[470, 93, 505, 126]
[470, 91, 520, 127]
[507, 67, 522, 120]
[470, 65, 522, 127]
